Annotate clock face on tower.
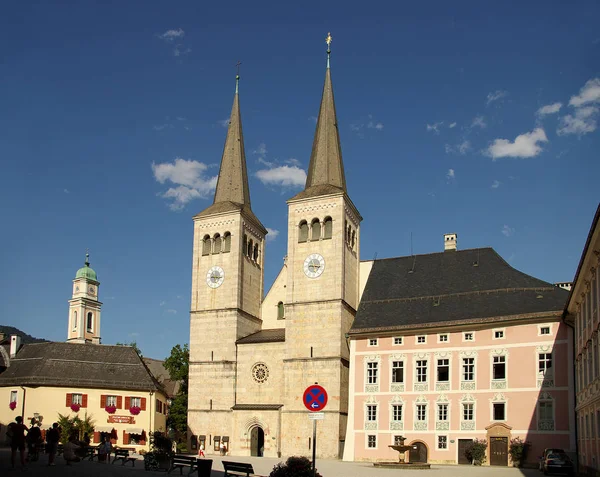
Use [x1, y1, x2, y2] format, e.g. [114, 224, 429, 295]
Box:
[88, 286, 95, 295]
[303, 254, 325, 278]
[206, 266, 225, 288]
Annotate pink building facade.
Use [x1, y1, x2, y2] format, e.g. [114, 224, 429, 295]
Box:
[344, 243, 575, 466]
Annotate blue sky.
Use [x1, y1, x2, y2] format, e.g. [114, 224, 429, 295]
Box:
[1, 1, 599, 359]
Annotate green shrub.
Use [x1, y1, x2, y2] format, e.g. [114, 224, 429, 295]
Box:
[466, 439, 487, 465]
[509, 437, 530, 466]
[269, 456, 322, 477]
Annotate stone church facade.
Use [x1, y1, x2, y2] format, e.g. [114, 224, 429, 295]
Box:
[187, 48, 359, 458]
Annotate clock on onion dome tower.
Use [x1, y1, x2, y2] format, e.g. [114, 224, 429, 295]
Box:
[67, 253, 102, 344]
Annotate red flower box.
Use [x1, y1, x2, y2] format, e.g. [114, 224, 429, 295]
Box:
[129, 406, 141, 415]
[9, 401, 17, 410]
[70, 403, 81, 412]
[105, 405, 117, 414]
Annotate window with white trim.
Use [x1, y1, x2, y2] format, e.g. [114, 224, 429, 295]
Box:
[463, 332, 474, 341]
[130, 397, 141, 408]
[462, 402, 474, 421]
[10, 390, 17, 403]
[493, 355, 506, 380]
[367, 435, 376, 448]
[539, 401, 553, 421]
[437, 435, 448, 450]
[392, 404, 403, 422]
[493, 402, 506, 421]
[368, 338, 378, 346]
[72, 311, 77, 330]
[416, 360, 428, 383]
[393, 337, 403, 345]
[366, 405, 377, 421]
[106, 395, 117, 407]
[416, 404, 427, 421]
[417, 335, 426, 344]
[72, 393, 83, 405]
[539, 353, 553, 376]
[86, 312, 93, 331]
[391, 361, 404, 383]
[437, 359, 449, 382]
[540, 326, 551, 335]
[367, 362, 379, 384]
[462, 357, 475, 381]
[438, 333, 448, 343]
[494, 330, 505, 339]
[437, 403, 448, 421]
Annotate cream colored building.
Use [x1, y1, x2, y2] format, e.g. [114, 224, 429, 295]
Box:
[0, 256, 168, 450]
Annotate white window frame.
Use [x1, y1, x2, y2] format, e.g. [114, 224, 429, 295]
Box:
[438, 333, 449, 343]
[366, 361, 379, 385]
[493, 329, 505, 340]
[391, 360, 404, 384]
[72, 393, 83, 405]
[538, 324, 552, 336]
[492, 355, 507, 381]
[462, 402, 474, 421]
[436, 358, 450, 383]
[538, 352, 553, 378]
[366, 435, 377, 449]
[537, 392, 555, 431]
[393, 337, 403, 346]
[392, 404, 403, 422]
[491, 399, 507, 422]
[416, 335, 426, 345]
[462, 357, 475, 382]
[368, 338, 378, 347]
[416, 359, 428, 383]
[460, 395, 476, 430]
[10, 390, 18, 403]
[86, 312, 93, 332]
[416, 403, 427, 422]
[72, 311, 78, 331]
[436, 435, 449, 451]
[463, 331, 475, 342]
[130, 397, 142, 408]
[366, 404, 377, 422]
[106, 395, 118, 407]
[437, 403, 449, 421]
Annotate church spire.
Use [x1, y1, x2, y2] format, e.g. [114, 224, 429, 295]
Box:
[213, 69, 251, 207]
[303, 32, 347, 195]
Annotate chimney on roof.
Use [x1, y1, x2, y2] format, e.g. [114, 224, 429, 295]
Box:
[444, 233, 457, 251]
[10, 335, 21, 358]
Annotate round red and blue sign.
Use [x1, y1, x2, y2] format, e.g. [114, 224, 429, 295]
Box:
[303, 384, 328, 412]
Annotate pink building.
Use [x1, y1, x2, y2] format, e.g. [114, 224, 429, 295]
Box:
[344, 236, 575, 466]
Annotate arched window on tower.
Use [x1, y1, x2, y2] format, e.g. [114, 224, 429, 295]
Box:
[351, 230, 356, 250]
[73, 311, 78, 331]
[213, 234, 222, 254]
[311, 219, 321, 241]
[323, 217, 333, 239]
[243, 234, 248, 256]
[344, 220, 349, 244]
[223, 232, 231, 253]
[347, 225, 352, 244]
[277, 302, 285, 319]
[253, 243, 259, 263]
[202, 235, 211, 256]
[87, 312, 93, 331]
[298, 221, 308, 243]
[248, 239, 254, 258]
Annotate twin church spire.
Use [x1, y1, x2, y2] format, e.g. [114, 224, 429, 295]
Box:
[204, 33, 346, 220]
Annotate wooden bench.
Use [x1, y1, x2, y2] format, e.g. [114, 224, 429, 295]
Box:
[223, 461, 255, 477]
[85, 447, 99, 461]
[112, 448, 137, 466]
[168, 455, 213, 475]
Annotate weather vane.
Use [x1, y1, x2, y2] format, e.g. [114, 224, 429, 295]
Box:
[325, 32, 332, 68]
[235, 60, 241, 93]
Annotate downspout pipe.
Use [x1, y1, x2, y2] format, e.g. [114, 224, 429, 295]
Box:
[562, 311, 579, 468]
[20, 386, 26, 419]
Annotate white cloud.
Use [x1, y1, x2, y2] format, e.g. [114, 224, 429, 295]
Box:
[176, 117, 186, 121]
[568, 78, 600, 107]
[255, 165, 306, 188]
[448, 122, 457, 128]
[218, 118, 230, 128]
[308, 116, 317, 123]
[266, 228, 280, 242]
[536, 102, 562, 116]
[351, 115, 384, 135]
[153, 124, 173, 131]
[63, 188, 70, 194]
[486, 90, 508, 105]
[426, 121, 444, 133]
[285, 158, 301, 167]
[253, 143, 268, 156]
[557, 106, 599, 136]
[502, 225, 515, 237]
[174, 45, 192, 57]
[165, 309, 177, 314]
[159, 301, 166, 306]
[157, 28, 185, 42]
[152, 158, 218, 210]
[445, 140, 471, 155]
[491, 180, 501, 189]
[486, 128, 548, 160]
[446, 169, 455, 181]
[471, 116, 487, 129]
[367, 120, 384, 130]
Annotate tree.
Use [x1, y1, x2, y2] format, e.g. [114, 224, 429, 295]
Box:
[56, 412, 95, 443]
[116, 341, 143, 357]
[164, 344, 189, 441]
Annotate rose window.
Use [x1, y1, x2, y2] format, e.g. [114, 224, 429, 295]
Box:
[252, 363, 269, 384]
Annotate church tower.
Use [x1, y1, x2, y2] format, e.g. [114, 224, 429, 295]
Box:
[67, 253, 102, 344]
[188, 74, 268, 443]
[282, 35, 362, 458]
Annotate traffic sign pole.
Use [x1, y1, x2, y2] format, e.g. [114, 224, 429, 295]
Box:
[312, 418, 317, 477]
[303, 383, 328, 477]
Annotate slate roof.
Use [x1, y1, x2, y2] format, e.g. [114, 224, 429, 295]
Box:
[0, 342, 163, 392]
[143, 357, 180, 398]
[351, 247, 569, 334]
[236, 329, 285, 344]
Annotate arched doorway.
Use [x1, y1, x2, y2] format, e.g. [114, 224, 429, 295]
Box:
[250, 426, 264, 457]
[409, 441, 428, 463]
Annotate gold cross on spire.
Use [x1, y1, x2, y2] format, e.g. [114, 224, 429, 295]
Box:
[326, 32, 332, 48]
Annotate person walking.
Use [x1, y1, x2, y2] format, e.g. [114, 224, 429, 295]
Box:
[8, 416, 29, 470]
[198, 443, 205, 458]
[26, 418, 42, 462]
[46, 422, 60, 466]
[103, 436, 112, 464]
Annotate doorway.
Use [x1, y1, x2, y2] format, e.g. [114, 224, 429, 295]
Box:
[458, 439, 473, 464]
[250, 427, 264, 457]
[490, 437, 508, 466]
[409, 441, 428, 463]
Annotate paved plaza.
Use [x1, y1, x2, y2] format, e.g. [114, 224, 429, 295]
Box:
[0, 448, 543, 477]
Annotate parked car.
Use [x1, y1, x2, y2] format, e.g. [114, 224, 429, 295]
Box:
[542, 452, 574, 476]
[539, 448, 565, 471]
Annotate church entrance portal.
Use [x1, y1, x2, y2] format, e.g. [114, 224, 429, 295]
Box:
[250, 427, 264, 457]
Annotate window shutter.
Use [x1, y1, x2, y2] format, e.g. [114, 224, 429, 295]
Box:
[82, 394, 88, 408]
[93, 432, 100, 443]
[123, 431, 129, 445]
[141, 398, 147, 411]
[66, 393, 72, 407]
[117, 396, 123, 409]
[140, 431, 146, 446]
[125, 397, 131, 409]
[100, 395, 107, 408]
